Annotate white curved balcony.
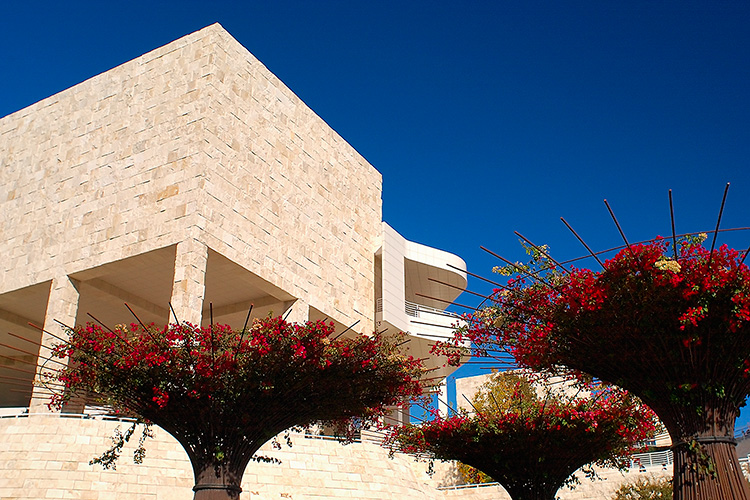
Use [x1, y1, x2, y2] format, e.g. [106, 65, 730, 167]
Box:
[375, 223, 468, 381]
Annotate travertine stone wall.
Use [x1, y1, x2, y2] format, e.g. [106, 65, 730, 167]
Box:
[0, 415, 671, 500]
[0, 415, 439, 500]
[170, 239, 209, 326]
[0, 23, 381, 330]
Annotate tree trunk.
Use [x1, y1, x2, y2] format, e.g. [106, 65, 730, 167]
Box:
[504, 482, 560, 500]
[192, 466, 243, 500]
[672, 439, 750, 500]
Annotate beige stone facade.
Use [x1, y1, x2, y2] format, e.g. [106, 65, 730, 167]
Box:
[0, 23, 384, 409]
[0, 415, 441, 500]
[0, 22, 667, 500]
[0, 413, 670, 500]
[0, 23, 472, 500]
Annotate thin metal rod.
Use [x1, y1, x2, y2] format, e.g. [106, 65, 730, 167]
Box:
[0, 353, 38, 367]
[209, 303, 215, 362]
[124, 303, 163, 347]
[6, 331, 42, 346]
[560, 217, 604, 267]
[480, 246, 548, 285]
[0, 374, 62, 387]
[434, 394, 457, 416]
[6, 332, 73, 358]
[331, 320, 361, 341]
[741, 247, 750, 266]
[604, 199, 635, 259]
[27, 322, 68, 344]
[514, 231, 571, 275]
[707, 182, 730, 271]
[0, 363, 37, 376]
[52, 319, 75, 332]
[410, 320, 462, 330]
[0, 342, 67, 367]
[169, 302, 180, 325]
[124, 303, 149, 331]
[86, 313, 115, 334]
[86, 313, 132, 348]
[427, 277, 490, 299]
[233, 304, 255, 362]
[555, 227, 750, 268]
[242, 305, 254, 335]
[669, 189, 678, 259]
[462, 394, 481, 414]
[282, 306, 295, 322]
[414, 293, 478, 311]
[1, 377, 41, 389]
[489, 392, 504, 414]
[446, 263, 504, 288]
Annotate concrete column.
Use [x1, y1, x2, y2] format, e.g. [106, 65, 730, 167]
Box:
[437, 378, 450, 417]
[170, 238, 208, 326]
[29, 276, 80, 412]
[398, 402, 411, 426]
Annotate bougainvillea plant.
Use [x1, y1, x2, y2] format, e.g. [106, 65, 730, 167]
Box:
[456, 236, 750, 500]
[47, 317, 425, 500]
[389, 372, 658, 500]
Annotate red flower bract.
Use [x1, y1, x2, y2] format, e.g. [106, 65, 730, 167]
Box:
[391, 379, 657, 500]
[48, 316, 425, 498]
[457, 237, 750, 500]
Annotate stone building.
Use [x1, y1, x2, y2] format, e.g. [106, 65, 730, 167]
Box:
[0, 24, 673, 500]
[0, 24, 470, 499]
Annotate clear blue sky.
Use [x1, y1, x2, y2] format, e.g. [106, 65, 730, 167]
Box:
[3, 1, 750, 425]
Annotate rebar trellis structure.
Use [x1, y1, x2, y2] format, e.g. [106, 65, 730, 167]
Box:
[5, 312, 428, 500]
[428, 185, 750, 500]
[391, 372, 658, 500]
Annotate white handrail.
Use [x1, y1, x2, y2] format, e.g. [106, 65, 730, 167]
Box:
[405, 300, 458, 318]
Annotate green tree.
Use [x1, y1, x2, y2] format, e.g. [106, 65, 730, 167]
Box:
[392, 372, 657, 500]
[465, 238, 750, 500]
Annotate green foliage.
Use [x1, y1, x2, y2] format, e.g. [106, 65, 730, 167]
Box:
[50, 317, 425, 480]
[471, 371, 538, 416]
[457, 461, 494, 484]
[612, 477, 673, 500]
[393, 371, 658, 500]
[90, 421, 153, 470]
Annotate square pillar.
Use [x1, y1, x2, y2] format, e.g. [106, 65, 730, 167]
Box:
[170, 239, 208, 327]
[282, 299, 309, 324]
[437, 378, 450, 417]
[30, 276, 80, 412]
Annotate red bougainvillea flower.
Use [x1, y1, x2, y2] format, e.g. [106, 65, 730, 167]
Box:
[390, 375, 657, 500]
[453, 236, 750, 500]
[48, 317, 425, 500]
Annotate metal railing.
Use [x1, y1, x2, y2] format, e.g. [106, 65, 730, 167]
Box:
[405, 300, 458, 318]
[438, 482, 502, 491]
[0, 407, 386, 445]
[375, 297, 458, 319]
[0, 408, 136, 422]
[630, 450, 673, 469]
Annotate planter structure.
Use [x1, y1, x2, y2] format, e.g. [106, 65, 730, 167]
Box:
[47, 317, 424, 500]
[464, 238, 750, 500]
[393, 375, 657, 500]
